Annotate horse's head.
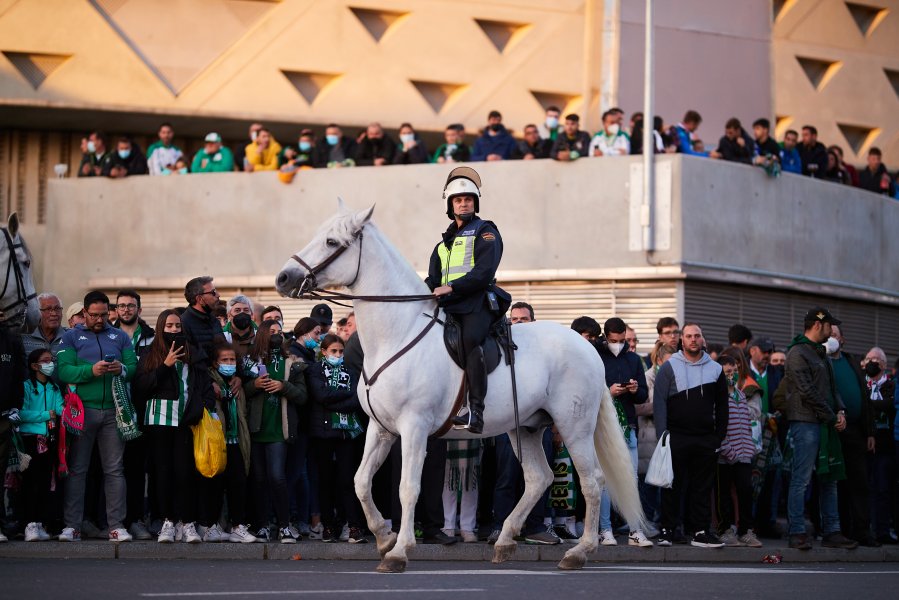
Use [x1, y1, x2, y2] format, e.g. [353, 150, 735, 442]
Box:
[0, 213, 39, 332]
[276, 199, 375, 298]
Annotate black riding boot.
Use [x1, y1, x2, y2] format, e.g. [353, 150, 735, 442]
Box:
[452, 346, 486, 434]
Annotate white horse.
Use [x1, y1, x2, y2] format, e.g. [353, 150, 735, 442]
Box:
[275, 202, 644, 572]
[0, 213, 39, 332]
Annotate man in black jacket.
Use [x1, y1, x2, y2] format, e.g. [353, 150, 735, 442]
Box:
[313, 124, 357, 168]
[512, 124, 552, 160]
[858, 147, 895, 196]
[180, 276, 225, 368]
[353, 123, 396, 167]
[425, 167, 510, 434]
[799, 125, 828, 178]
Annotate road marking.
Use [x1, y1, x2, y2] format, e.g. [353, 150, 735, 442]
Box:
[141, 590, 485, 598]
[262, 569, 558, 576]
[586, 566, 899, 575]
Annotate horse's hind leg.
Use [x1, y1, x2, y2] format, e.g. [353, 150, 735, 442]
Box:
[493, 428, 553, 564]
[353, 421, 397, 558]
[555, 432, 602, 570]
[377, 425, 428, 574]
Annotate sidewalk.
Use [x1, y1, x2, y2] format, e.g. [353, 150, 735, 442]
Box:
[1, 539, 897, 562]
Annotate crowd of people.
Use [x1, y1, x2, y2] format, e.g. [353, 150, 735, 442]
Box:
[0, 282, 895, 552]
[75, 107, 899, 199]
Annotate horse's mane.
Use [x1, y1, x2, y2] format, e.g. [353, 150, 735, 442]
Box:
[0, 226, 31, 262]
[316, 207, 362, 247]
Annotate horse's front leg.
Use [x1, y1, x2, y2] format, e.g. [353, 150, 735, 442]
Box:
[354, 421, 397, 557]
[377, 425, 428, 573]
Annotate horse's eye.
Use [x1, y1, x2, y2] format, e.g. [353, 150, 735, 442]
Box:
[326, 238, 339, 248]
[22, 260, 31, 269]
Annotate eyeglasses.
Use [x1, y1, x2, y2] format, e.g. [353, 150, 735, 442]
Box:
[200, 289, 219, 296]
[39, 306, 63, 313]
[85, 312, 106, 319]
[116, 303, 138, 311]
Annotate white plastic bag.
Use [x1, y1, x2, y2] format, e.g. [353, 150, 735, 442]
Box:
[645, 431, 674, 488]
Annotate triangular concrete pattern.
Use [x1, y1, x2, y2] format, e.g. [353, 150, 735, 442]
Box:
[410, 80, 467, 113]
[281, 70, 341, 105]
[349, 6, 408, 42]
[844, 2, 888, 37]
[2, 51, 70, 90]
[795, 56, 841, 91]
[530, 90, 580, 114]
[837, 122, 878, 154]
[88, 0, 279, 96]
[474, 19, 530, 53]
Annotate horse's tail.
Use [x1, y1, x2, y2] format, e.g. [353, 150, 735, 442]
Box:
[593, 384, 647, 532]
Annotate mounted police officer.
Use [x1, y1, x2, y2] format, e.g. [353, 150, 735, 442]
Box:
[426, 167, 510, 434]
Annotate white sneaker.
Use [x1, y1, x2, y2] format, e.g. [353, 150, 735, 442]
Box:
[37, 523, 51, 541]
[58, 527, 80, 542]
[203, 523, 226, 543]
[229, 524, 258, 544]
[182, 522, 202, 544]
[308, 523, 323, 540]
[174, 521, 184, 542]
[158, 520, 175, 543]
[109, 528, 133, 543]
[25, 522, 42, 542]
[339, 523, 350, 541]
[599, 529, 618, 546]
[0, 531, 7, 542]
[628, 530, 654, 547]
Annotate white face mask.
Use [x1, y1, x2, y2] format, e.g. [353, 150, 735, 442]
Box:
[607, 123, 620, 136]
[400, 133, 415, 144]
[546, 116, 559, 129]
[824, 337, 840, 355]
[608, 342, 625, 357]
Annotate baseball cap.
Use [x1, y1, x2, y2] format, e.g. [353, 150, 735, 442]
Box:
[65, 302, 84, 322]
[204, 132, 222, 143]
[748, 337, 775, 353]
[310, 303, 333, 327]
[804, 306, 842, 326]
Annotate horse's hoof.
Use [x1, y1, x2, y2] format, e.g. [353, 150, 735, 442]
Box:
[376, 556, 407, 573]
[557, 552, 586, 571]
[377, 531, 398, 558]
[492, 543, 516, 563]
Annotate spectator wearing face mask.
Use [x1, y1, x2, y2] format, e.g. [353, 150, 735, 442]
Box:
[538, 106, 562, 142]
[392, 123, 429, 164]
[354, 122, 396, 167]
[101, 137, 148, 178]
[279, 129, 316, 170]
[289, 317, 323, 366]
[594, 317, 652, 547]
[244, 320, 308, 543]
[78, 131, 109, 177]
[314, 124, 356, 169]
[244, 128, 282, 172]
[222, 295, 258, 356]
[590, 110, 630, 157]
[472, 110, 516, 162]
[860, 347, 895, 545]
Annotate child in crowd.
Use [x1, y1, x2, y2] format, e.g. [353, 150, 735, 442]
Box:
[306, 334, 367, 543]
[18, 349, 64, 541]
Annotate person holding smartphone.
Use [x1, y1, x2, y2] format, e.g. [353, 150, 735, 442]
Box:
[56, 290, 138, 543]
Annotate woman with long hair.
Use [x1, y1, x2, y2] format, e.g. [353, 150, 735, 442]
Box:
[134, 309, 216, 543]
[244, 319, 307, 543]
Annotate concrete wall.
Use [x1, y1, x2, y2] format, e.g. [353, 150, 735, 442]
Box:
[37, 155, 899, 310]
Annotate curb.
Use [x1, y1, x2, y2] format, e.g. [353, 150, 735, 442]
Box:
[1, 540, 897, 562]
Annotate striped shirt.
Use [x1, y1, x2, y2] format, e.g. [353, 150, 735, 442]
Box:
[719, 389, 756, 464]
[144, 362, 189, 427]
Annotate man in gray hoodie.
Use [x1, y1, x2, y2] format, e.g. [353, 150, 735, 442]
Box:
[653, 323, 728, 548]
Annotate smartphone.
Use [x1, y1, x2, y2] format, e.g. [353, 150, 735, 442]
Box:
[104, 353, 115, 363]
[258, 364, 268, 378]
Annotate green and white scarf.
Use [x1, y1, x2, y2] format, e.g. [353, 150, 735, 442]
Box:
[324, 362, 363, 439]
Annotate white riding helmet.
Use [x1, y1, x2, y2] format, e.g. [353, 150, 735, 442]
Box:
[443, 166, 481, 218]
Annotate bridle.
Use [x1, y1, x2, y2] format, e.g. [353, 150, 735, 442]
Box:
[286, 227, 435, 305]
[0, 227, 36, 329]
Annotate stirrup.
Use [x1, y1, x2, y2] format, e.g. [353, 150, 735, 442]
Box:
[452, 407, 471, 430]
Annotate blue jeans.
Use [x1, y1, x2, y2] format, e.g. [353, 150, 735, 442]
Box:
[251, 441, 289, 529]
[600, 432, 638, 531]
[787, 421, 840, 536]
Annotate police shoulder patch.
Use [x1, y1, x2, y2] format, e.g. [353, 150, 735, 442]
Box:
[481, 232, 496, 241]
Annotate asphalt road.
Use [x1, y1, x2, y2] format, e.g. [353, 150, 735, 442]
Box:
[1, 559, 898, 599]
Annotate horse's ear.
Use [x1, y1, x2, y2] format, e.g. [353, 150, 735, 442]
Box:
[7, 212, 18, 236]
[352, 204, 375, 230]
[337, 196, 347, 211]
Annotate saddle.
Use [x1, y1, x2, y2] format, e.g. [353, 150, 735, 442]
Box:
[441, 313, 514, 374]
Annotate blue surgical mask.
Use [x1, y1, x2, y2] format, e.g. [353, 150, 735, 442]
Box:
[546, 116, 559, 129]
[304, 338, 318, 350]
[161, 168, 172, 175]
[299, 141, 312, 152]
[218, 364, 237, 377]
[400, 133, 415, 144]
[318, 333, 327, 342]
[325, 356, 343, 367]
[87, 140, 97, 154]
[118, 149, 131, 159]
[326, 134, 339, 146]
[39, 362, 56, 377]
[178, 167, 188, 174]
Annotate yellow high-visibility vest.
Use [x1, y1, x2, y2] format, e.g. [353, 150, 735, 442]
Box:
[437, 229, 477, 285]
